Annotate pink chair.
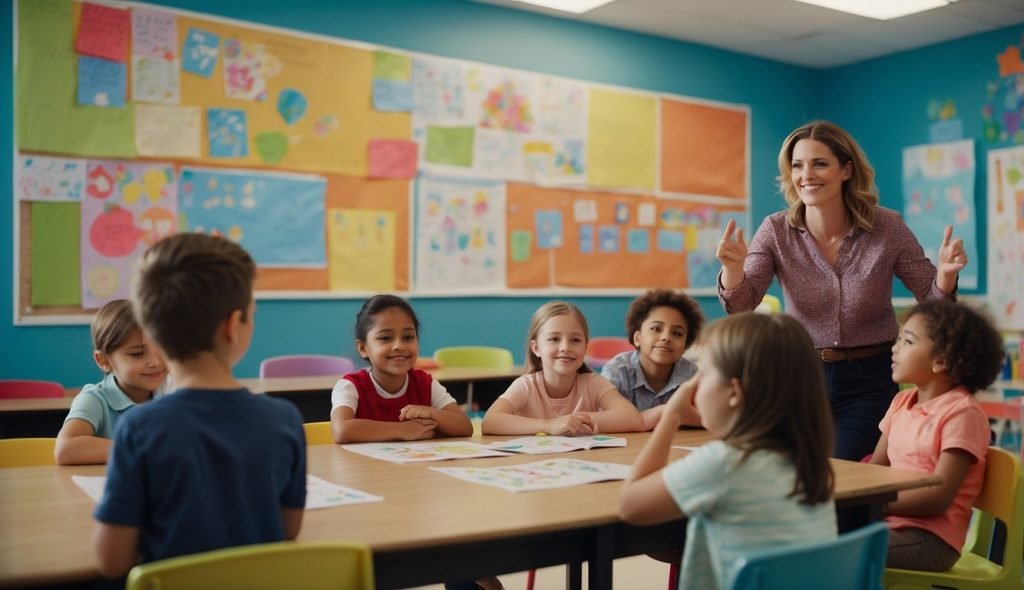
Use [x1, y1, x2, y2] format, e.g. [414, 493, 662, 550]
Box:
[258, 355, 356, 379]
[0, 380, 64, 399]
[584, 336, 635, 370]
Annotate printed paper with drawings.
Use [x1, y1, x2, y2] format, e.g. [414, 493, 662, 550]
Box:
[488, 435, 626, 455]
[341, 441, 512, 463]
[72, 474, 382, 509]
[431, 458, 631, 493]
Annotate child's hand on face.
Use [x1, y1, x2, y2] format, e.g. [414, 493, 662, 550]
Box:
[547, 413, 595, 436]
[400, 418, 437, 440]
[399, 405, 434, 421]
[664, 373, 700, 423]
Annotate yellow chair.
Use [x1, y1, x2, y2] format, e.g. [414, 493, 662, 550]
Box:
[0, 437, 56, 467]
[884, 446, 1023, 589]
[433, 346, 514, 410]
[303, 421, 334, 445]
[126, 541, 374, 590]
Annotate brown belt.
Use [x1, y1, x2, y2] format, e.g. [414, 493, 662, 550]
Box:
[818, 342, 893, 363]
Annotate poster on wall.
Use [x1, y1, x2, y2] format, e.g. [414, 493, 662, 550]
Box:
[987, 146, 1024, 330]
[414, 174, 506, 292]
[902, 139, 978, 289]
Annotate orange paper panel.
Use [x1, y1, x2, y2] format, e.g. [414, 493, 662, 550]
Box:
[661, 99, 747, 199]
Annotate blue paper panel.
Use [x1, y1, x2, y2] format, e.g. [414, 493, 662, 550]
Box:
[182, 27, 220, 78]
[657, 229, 684, 253]
[77, 56, 126, 107]
[626, 228, 649, 253]
[598, 225, 619, 253]
[579, 223, 594, 254]
[373, 79, 414, 112]
[535, 209, 563, 249]
[207, 109, 249, 158]
[179, 168, 326, 267]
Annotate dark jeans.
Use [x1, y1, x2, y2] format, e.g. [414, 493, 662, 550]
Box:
[821, 350, 898, 461]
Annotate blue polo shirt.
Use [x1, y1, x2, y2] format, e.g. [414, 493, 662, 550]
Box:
[64, 373, 141, 438]
[599, 350, 696, 411]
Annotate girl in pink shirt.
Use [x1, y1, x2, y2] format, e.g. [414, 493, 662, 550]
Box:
[870, 300, 1004, 571]
[482, 301, 642, 435]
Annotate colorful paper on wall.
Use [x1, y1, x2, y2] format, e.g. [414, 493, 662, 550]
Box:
[74, 2, 130, 62]
[77, 56, 126, 107]
[222, 39, 268, 102]
[31, 202, 81, 306]
[327, 209, 396, 292]
[80, 161, 177, 308]
[414, 175, 505, 292]
[207, 109, 249, 158]
[131, 55, 181, 104]
[902, 139, 978, 289]
[179, 167, 327, 267]
[587, 89, 656, 189]
[987, 146, 1024, 329]
[18, 155, 87, 201]
[181, 27, 220, 78]
[135, 104, 201, 158]
[367, 139, 418, 179]
[425, 126, 474, 167]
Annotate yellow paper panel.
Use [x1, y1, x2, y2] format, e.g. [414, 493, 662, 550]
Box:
[327, 209, 396, 292]
[587, 89, 656, 190]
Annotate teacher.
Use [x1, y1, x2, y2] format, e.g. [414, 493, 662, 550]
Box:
[715, 120, 967, 461]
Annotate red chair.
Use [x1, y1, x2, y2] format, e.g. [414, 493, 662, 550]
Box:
[585, 336, 635, 370]
[259, 355, 357, 378]
[0, 380, 64, 399]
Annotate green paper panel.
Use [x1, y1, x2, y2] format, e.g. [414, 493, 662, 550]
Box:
[30, 202, 81, 307]
[17, 0, 135, 157]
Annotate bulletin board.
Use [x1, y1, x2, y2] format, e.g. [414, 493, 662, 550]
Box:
[14, 0, 750, 323]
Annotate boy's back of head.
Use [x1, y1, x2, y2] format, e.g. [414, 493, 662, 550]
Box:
[132, 233, 255, 361]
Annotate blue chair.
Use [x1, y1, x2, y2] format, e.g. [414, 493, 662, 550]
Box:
[728, 521, 889, 590]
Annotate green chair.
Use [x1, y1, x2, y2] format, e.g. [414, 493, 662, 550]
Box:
[729, 521, 889, 590]
[433, 346, 514, 410]
[303, 421, 334, 445]
[0, 437, 56, 467]
[126, 541, 374, 590]
[884, 447, 1022, 590]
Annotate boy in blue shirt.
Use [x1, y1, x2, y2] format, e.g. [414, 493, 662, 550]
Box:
[92, 233, 306, 578]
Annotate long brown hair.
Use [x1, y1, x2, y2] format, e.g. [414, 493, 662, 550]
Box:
[778, 120, 878, 231]
[524, 301, 592, 374]
[701, 312, 834, 505]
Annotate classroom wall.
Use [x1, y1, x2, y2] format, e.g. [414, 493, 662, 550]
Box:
[822, 24, 1024, 297]
[1, 0, 847, 385]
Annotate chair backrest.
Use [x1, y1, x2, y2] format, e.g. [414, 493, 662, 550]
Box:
[0, 438, 57, 467]
[968, 447, 1023, 567]
[433, 346, 514, 368]
[303, 421, 334, 445]
[584, 336, 634, 369]
[0, 379, 64, 399]
[126, 541, 374, 590]
[259, 355, 356, 379]
[728, 521, 889, 590]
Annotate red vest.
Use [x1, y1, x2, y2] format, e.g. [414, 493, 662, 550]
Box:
[344, 368, 434, 422]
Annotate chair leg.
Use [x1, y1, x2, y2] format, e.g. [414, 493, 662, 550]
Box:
[525, 568, 535, 590]
[667, 561, 679, 590]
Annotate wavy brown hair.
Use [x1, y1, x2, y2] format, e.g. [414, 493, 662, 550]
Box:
[778, 120, 878, 231]
[524, 301, 592, 374]
[701, 312, 834, 505]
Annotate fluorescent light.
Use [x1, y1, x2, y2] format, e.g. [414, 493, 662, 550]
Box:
[791, 0, 954, 20]
[513, 0, 617, 15]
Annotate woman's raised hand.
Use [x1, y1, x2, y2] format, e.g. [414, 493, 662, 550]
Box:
[716, 220, 747, 289]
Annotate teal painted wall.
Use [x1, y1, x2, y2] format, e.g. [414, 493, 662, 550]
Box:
[18, 0, 1003, 386]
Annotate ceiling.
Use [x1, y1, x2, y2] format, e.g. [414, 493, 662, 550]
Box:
[474, 0, 1024, 68]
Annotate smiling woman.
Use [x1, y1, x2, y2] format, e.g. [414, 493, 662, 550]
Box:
[714, 120, 967, 461]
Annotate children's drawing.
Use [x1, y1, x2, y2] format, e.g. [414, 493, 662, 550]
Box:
[178, 167, 326, 267]
[18, 155, 87, 201]
[277, 88, 308, 125]
[80, 161, 177, 308]
[535, 210, 563, 249]
[474, 129, 524, 179]
[488, 435, 626, 455]
[222, 39, 268, 102]
[305, 474, 383, 509]
[327, 209, 396, 292]
[902, 139, 978, 289]
[415, 175, 506, 291]
[431, 458, 631, 493]
[987, 146, 1024, 329]
[182, 27, 220, 78]
[341, 441, 511, 464]
[135, 104, 200, 158]
[207, 109, 249, 158]
[131, 9, 177, 61]
[535, 76, 586, 137]
[475, 72, 534, 133]
[413, 57, 467, 122]
[74, 2, 130, 63]
[131, 55, 181, 104]
[77, 56, 126, 108]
